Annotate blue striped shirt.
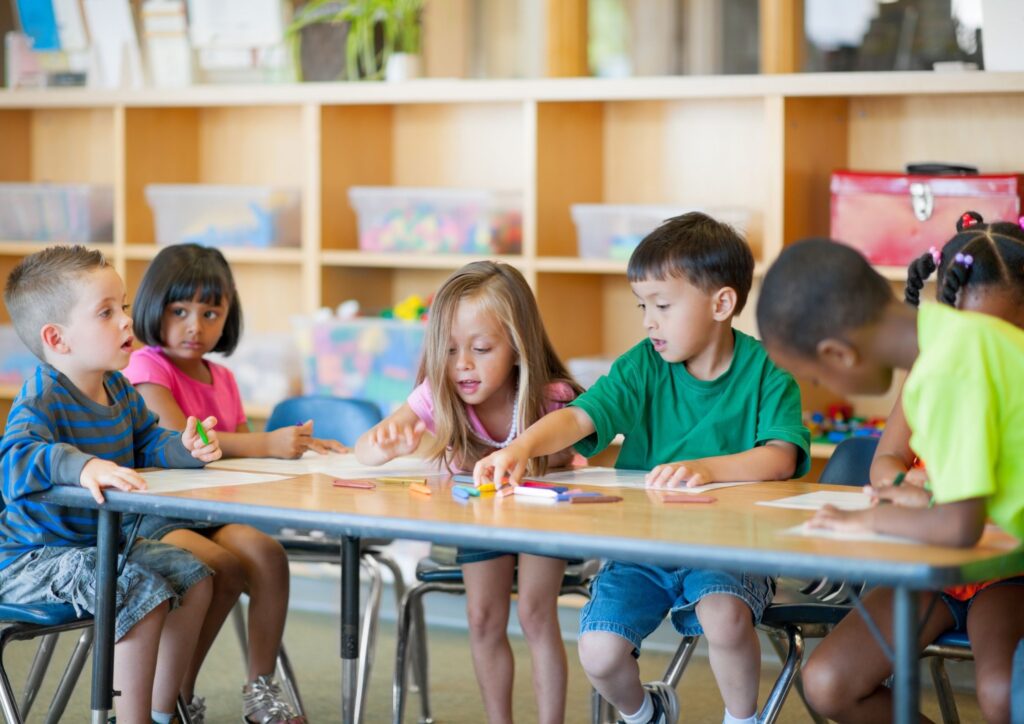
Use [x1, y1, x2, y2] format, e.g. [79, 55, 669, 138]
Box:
[0, 365, 201, 570]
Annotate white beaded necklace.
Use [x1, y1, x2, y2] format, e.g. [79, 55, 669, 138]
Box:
[478, 394, 520, 449]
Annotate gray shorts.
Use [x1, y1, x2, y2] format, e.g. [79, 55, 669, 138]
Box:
[0, 539, 211, 642]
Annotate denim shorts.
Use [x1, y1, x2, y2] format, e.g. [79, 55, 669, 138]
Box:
[135, 514, 222, 541]
[579, 561, 776, 651]
[0, 539, 211, 642]
[455, 548, 583, 566]
[940, 576, 1024, 632]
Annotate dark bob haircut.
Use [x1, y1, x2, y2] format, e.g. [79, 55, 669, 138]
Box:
[132, 243, 243, 354]
[627, 211, 755, 314]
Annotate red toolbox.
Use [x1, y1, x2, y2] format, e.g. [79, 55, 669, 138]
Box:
[830, 171, 1023, 266]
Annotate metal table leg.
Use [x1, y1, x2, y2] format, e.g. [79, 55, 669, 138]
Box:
[341, 536, 360, 723]
[91, 509, 120, 724]
[893, 586, 919, 724]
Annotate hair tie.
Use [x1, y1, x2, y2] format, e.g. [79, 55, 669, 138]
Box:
[928, 246, 941, 267]
[954, 252, 974, 268]
[1018, 215, 1024, 230]
[960, 212, 978, 229]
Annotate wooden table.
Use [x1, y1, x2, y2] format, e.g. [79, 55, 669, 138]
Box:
[40, 476, 1024, 724]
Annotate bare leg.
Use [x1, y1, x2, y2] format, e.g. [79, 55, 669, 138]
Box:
[578, 631, 645, 715]
[152, 576, 213, 712]
[212, 525, 291, 680]
[802, 588, 953, 723]
[113, 601, 168, 723]
[516, 554, 568, 724]
[462, 555, 516, 724]
[966, 584, 1024, 724]
[160, 529, 246, 699]
[695, 594, 760, 718]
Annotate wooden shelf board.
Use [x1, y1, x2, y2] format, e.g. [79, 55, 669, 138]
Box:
[536, 257, 627, 274]
[3, 72, 1023, 109]
[124, 245, 304, 265]
[0, 241, 114, 256]
[320, 250, 526, 271]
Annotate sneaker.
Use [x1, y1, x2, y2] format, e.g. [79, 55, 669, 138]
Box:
[643, 681, 679, 724]
[241, 674, 306, 724]
[186, 695, 207, 724]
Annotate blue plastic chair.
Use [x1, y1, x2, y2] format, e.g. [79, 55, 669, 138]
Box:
[0, 602, 93, 723]
[246, 395, 401, 722]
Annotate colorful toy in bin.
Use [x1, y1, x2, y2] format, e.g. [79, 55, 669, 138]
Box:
[805, 407, 886, 445]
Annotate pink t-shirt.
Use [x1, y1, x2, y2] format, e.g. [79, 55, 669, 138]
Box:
[122, 346, 247, 432]
[407, 380, 576, 445]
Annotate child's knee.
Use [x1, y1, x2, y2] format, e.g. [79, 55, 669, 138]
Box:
[205, 550, 246, 600]
[465, 598, 509, 637]
[515, 595, 556, 638]
[801, 653, 849, 717]
[578, 631, 631, 679]
[975, 672, 1010, 723]
[696, 596, 753, 647]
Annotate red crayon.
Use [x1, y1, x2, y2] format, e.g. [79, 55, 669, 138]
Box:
[333, 479, 376, 490]
[569, 495, 623, 504]
[662, 494, 716, 504]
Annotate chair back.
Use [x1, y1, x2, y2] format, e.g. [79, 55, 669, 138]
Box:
[265, 396, 384, 447]
[818, 437, 879, 487]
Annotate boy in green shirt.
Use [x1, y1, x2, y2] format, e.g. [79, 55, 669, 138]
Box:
[757, 236, 1024, 723]
[476, 213, 809, 724]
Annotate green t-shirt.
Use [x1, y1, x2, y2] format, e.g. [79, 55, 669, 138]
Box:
[904, 303, 1024, 541]
[570, 330, 810, 476]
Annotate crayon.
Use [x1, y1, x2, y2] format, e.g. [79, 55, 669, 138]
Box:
[661, 494, 716, 504]
[498, 486, 515, 498]
[454, 484, 480, 497]
[452, 486, 471, 500]
[477, 482, 497, 493]
[333, 479, 376, 490]
[409, 482, 432, 495]
[513, 486, 559, 499]
[892, 472, 906, 488]
[569, 495, 623, 504]
[379, 476, 426, 485]
[555, 492, 603, 501]
[451, 474, 475, 484]
[521, 481, 569, 493]
[195, 420, 209, 445]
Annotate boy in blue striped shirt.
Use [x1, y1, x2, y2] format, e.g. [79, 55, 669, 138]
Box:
[0, 246, 221, 724]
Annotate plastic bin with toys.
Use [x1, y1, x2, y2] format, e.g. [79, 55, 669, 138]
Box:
[349, 186, 522, 254]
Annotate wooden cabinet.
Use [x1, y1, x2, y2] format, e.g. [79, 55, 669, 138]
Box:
[2, 72, 1023, 454]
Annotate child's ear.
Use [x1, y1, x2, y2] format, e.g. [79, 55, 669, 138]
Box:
[40, 324, 69, 355]
[815, 337, 859, 371]
[710, 287, 737, 321]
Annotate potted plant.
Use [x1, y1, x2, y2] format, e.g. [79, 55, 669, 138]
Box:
[287, 0, 423, 82]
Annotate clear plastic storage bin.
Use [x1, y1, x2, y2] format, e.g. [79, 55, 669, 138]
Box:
[145, 184, 301, 248]
[297, 317, 426, 414]
[349, 186, 522, 254]
[570, 204, 749, 260]
[0, 183, 113, 242]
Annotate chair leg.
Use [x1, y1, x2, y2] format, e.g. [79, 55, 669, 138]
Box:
[43, 627, 93, 724]
[372, 552, 422, 695]
[411, 593, 433, 724]
[394, 583, 441, 724]
[929, 657, 961, 724]
[177, 693, 194, 724]
[231, 599, 250, 670]
[18, 632, 59, 717]
[355, 557, 383, 724]
[0, 630, 25, 724]
[591, 686, 617, 724]
[275, 645, 305, 717]
[759, 625, 804, 724]
[662, 635, 700, 688]
[765, 628, 826, 724]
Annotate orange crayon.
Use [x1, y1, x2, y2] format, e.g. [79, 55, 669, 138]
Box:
[409, 482, 433, 495]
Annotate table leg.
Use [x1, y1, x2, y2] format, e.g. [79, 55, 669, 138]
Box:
[892, 586, 919, 724]
[91, 509, 120, 724]
[341, 536, 360, 724]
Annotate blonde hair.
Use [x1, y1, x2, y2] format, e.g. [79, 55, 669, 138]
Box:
[417, 261, 582, 473]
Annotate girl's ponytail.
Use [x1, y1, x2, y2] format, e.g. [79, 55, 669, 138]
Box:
[904, 248, 938, 307]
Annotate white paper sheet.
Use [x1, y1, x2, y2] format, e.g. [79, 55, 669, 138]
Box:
[525, 467, 761, 492]
[139, 469, 289, 494]
[779, 524, 916, 545]
[757, 491, 873, 511]
[208, 452, 447, 480]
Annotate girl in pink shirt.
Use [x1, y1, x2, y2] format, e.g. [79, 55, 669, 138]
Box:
[124, 244, 341, 723]
[356, 261, 583, 724]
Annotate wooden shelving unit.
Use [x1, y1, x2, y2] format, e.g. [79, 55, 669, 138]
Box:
[3, 72, 1023, 453]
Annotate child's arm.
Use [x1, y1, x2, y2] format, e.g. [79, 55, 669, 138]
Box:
[355, 403, 427, 465]
[645, 440, 799, 488]
[128, 384, 220, 467]
[870, 391, 928, 488]
[474, 407, 596, 486]
[809, 497, 987, 548]
[135, 382, 344, 459]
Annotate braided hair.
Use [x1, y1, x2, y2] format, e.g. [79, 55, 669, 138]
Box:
[904, 211, 1024, 308]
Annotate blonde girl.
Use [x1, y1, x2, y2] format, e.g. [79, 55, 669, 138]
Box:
[356, 261, 582, 723]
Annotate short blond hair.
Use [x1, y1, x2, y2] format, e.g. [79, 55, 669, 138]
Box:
[3, 245, 108, 359]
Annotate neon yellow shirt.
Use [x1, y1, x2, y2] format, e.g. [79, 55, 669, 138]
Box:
[904, 303, 1024, 541]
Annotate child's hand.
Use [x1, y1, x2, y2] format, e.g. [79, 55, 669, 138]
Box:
[367, 419, 427, 460]
[866, 484, 932, 509]
[183, 416, 222, 463]
[474, 445, 528, 488]
[877, 467, 929, 488]
[645, 460, 714, 488]
[267, 420, 348, 458]
[80, 458, 147, 504]
[806, 504, 873, 533]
